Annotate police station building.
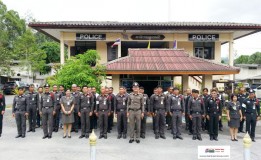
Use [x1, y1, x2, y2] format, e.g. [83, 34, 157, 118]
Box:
[29, 21, 261, 95]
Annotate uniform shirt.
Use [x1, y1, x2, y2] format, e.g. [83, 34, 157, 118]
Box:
[40, 92, 55, 111]
[237, 93, 248, 114]
[206, 97, 222, 116]
[53, 91, 62, 106]
[168, 94, 185, 112]
[37, 92, 43, 109]
[12, 95, 27, 113]
[26, 91, 38, 107]
[0, 94, 6, 111]
[79, 92, 94, 111]
[71, 91, 80, 112]
[227, 101, 241, 119]
[96, 94, 111, 111]
[60, 96, 75, 109]
[243, 98, 260, 116]
[143, 94, 150, 112]
[115, 93, 128, 111]
[127, 92, 144, 112]
[188, 97, 205, 115]
[150, 93, 168, 111]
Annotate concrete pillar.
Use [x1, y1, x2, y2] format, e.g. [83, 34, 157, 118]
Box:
[112, 74, 120, 93]
[229, 34, 234, 80]
[182, 75, 189, 92]
[202, 75, 213, 91]
[60, 32, 65, 64]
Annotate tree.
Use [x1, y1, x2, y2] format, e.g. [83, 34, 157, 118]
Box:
[13, 29, 47, 79]
[234, 55, 249, 64]
[40, 41, 60, 64]
[247, 52, 261, 64]
[47, 50, 106, 90]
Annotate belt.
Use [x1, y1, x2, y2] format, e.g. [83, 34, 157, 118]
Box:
[246, 112, 255, 115]
[192, 111, 200, 114]
[17, 109, 26, 112]
[129, 109, 141, 111]
[118, 109, 126, 112]
[99, 109, 107, 112]
[156, 109, 165, 111]
[82, 107, 90, 110]
[44, 106, 53, 109]
[172, 109, 181, 112]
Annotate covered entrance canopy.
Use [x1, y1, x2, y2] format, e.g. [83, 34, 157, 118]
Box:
[106, 49, 240, 75]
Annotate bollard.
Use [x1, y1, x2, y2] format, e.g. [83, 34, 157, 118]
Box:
[89, 129, 97, 160]
[243, 132, 252, 160]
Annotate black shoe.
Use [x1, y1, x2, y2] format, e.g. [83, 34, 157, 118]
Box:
[241, 131, 245, 133]
[107, 130, 111, 133]
[63, 135, 67, 138]
[117, 134, 122, 139]
[192, 136, 197, 140]
[0, 134, 1, 137]
[99, 135, 103, 139]
[198, 136, 202, 141]
[173, 135, 176, 139]
[219, 128, 223, 131]
[79, 135, 85, 139]
[21, 135, 25, 138]
[15, 135, 22, 138]
[27, 129, 32, 132]
[140, 134, 145, 139]
[155, 135, 159, 139]
[48, 135, 52, 139]
[32, 130, 35, 132]
[234, 138, 238, 141]
[252, 139, 256, 142]
[129, 139, 134, 143]
[213, 137, 218, 141]
[210, 136, 214, 141]
[104, 134, 107, 139]
[160, 135, 166, 139]
[85, 134, 89, 139]
[176, 135, 183, 140]
[123, 134, 127, 139]
[42, 135, 48, 139]
[136, 140, 140, 143]
[68, 136, 71, 138]
[188, 132, 193, 135]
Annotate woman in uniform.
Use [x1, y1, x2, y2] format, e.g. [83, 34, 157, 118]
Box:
[60, 89, 75, 138]
[227, 94, 242, 141]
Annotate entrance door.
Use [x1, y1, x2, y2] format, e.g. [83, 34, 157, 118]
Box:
[137, 81, 159, 97]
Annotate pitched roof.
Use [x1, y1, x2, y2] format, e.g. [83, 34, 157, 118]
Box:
[105, 49, 240, 75]
[29, 21, 261, 30]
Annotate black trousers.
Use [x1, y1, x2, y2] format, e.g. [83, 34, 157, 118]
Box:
[28, 105, 37, 131]
[117, 111, 127, 135]
[90, 114, 98, 130]
[0, 113, 3, 135]
[99, 111, 108, 135]
[108, 112, 113, 131]
[155, 110, 166, 136]
[245, 113, 257, 139]
[53, 105, 61, 131]
[166, 113, 172, 128]
[141, 111, 147, 135]
[219, 119, 223, 129]
[15, 111, 26, 136]
[80, 109, 91, 136]
[209, 114, 219, 137]
[239, 118, 245, 132]
[192, 116, 202, 136]
[36, 109, 41, 126]
[72, 108, 79, 131]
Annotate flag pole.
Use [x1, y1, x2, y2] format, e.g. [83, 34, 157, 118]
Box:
[118, 39, 121, 58]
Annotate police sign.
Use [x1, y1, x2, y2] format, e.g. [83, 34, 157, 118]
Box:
[189, 34, 219, 42]
[76, 33, 106, 40]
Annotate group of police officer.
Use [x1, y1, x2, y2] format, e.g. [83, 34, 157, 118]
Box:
[0, 82, 260, 143]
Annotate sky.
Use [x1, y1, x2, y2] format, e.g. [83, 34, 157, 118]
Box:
[2, 0, 261, 58]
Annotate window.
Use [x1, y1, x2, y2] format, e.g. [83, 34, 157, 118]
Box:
[194, 42, 215, 60]
[107, 42, 118, 62]
[248, 67, 257, 70]
[73, 41, 96, 56]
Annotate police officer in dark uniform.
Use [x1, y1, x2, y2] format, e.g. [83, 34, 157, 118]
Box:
[169, 87, 185, 140]
[185, 89, 193, 135]
[200, 88, 210, 131]
[0, 91, 6, 137]
[36, 87, 43, 128]
[139, 86, 150, 139]
[242, 89, 260, 142]
[150, 88, 158, 134]
[165, 87, 173, 131]
[26, 84, 38, 132]
[151, 86, 168, 139]
[188, 89, 205, 141]
[115, 86, 128, 139]
[107, 87, 115, 133]
[206, 89, 222, 141]
[237, 87, 248, 133]
[71, 84, 80, 133]
[40, 84, 55, 139]
[127, 82, 144, 143]
[91, 87, 99, 130]
[79, 86, 94, 139]
[214, 87, 225, 131]
[13, 87, 28, 138]
[96, 86, 111, 139]
[52, 85, 62, 132]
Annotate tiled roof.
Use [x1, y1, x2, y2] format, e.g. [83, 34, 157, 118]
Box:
[29, 21, 261, 30]
[105, 49, 240, 75]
